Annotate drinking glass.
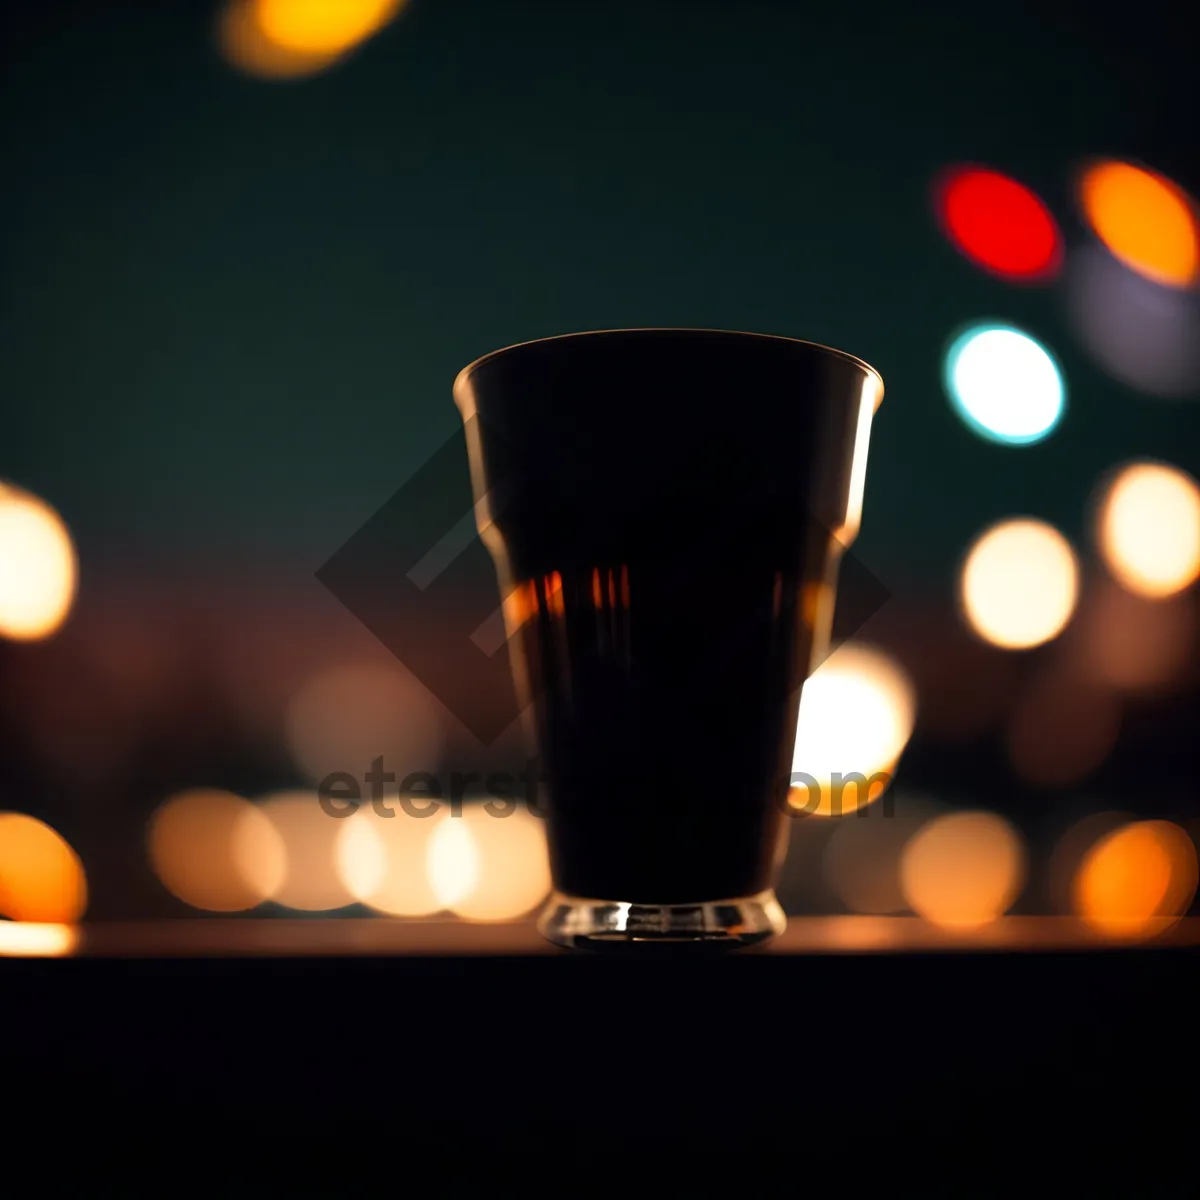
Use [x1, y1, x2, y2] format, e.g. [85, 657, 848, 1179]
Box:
[454, 329, 883, 948]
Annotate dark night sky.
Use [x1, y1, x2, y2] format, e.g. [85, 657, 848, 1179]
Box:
[2, 0, 1197, 600]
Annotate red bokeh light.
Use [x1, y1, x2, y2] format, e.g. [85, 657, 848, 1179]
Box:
[935, 166, 1062, 282]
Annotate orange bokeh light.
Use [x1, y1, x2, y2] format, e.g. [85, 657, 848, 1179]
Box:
[148, 789, 285, 912]
[1079, 161, 1199, 289]
[0, 813, 88, 923]
[1074, 820, 1198, 939]
[899, 811, 1026, 931]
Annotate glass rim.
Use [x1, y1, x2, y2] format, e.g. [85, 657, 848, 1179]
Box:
[453, 327, 884, 411]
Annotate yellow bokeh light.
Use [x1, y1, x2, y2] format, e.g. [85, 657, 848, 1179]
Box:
[148, 789, 285, 912]
[1073, 820, 1198, 939]
[0, 922, 80, 957]
[218, 0, 341, 78]
[0, 813, 88, 923]
[789, 642, 916, 816]
[0, 482, 78, 642]
[238, 791, 351, 912]
[335, 800, 449, 917]
[959, 518, 1079, 649]
[255, 0, 406, 54]
[1080, 161, 1200, 289]
[899, 811, 1026, 930]
[428, 804, 552, 921]
[427, 817, 480, 910]
[1096, 461, 1200, 598]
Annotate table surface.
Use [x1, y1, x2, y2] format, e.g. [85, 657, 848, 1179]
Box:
[4, 914, 1200, 956]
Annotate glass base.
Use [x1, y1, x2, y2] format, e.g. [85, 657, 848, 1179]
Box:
[537, 890, 786, 951]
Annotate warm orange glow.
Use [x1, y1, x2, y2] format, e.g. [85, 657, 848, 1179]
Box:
[801, 581, 833, 632]
[899, 811, 1026, 930]
[1096, 462, 1200, 598]
[544, 572, 564, 617]
[1079, 161, 1200, 289]
[1074, 821, 1198, 939]
[790, 643, 916, 816]
[148, 789, 285, 912]
[335, 801, 449, 917]
[255, 0, 405, 54]
[0, 482, 78, 642]
[0, 813, 87, 923]
[239, 791, 351, 911]
[502, 580, 539, 636]
[428, 804, 551, 921]
[959, 518, 1079, 649]
[0, 922, 79, 957]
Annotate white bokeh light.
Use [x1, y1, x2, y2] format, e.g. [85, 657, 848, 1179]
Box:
[791, 643, 917, 816]
[1096, 461, 1200, 598]
[944, 324, 1065, 445]
[959, 518, 1080, 649]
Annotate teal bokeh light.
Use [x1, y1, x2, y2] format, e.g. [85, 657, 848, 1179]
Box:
[943, 323, 1066, 445]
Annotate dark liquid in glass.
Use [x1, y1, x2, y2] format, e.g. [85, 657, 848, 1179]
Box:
[512, 550, 829, 901]
[458, 330, 875, 906]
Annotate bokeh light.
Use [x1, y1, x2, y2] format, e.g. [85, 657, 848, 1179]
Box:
[218, 0, 405, 80]
[148, 789, 285, 912]
[256, 0, 405, 53]
[790, 643, 916, 816]
[285, 663, 444, 787]
[1079, 160, 1199, 289]
[0, 813, 87, 923]
[428, 804, 552, 921]
[0, 923, 80, 958]
[0, 482, 78, 642]
[1095, 461, 1200, 598]
[934, 166, 1062, 281]
[336, 800, 449, 917]
[1066, 245, 1200, 399]
[239, 791, 352, 911]
[899, 811, 1026, 930]
[1074, 820, 1198, 939]
[1005, 668, 1121, 788]
[822, 795, 941, 914]
[943, 324, 1065, 445]
[959, 518, 1079, 649]
[427, 816, 480, 910]
[1049, 811, 1132, 916]
[1074, 580, 1196, 693]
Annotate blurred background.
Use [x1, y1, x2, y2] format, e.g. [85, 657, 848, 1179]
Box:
[2, 0, 1199, 948]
